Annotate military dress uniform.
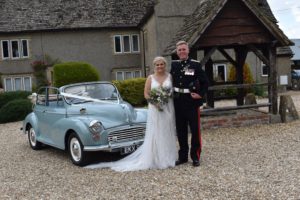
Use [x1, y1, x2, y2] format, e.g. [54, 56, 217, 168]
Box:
[170, 58, 208, 164]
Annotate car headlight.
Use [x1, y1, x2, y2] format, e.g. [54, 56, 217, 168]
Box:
[89, 120, 103, 141]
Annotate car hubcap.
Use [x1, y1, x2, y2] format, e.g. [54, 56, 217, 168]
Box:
[29, 128, 36, 146]
[70, 138, 81, 162]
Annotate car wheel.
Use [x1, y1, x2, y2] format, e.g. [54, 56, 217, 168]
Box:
[68, 132, 89, 166]
[27, 126, 43, 150]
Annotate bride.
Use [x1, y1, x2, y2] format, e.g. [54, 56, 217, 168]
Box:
[86, 56, 177, 171]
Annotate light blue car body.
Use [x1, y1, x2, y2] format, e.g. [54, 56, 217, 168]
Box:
[22, 81, 147, 153]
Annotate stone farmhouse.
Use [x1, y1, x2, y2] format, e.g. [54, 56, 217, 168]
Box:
[0, 0, 293, 92]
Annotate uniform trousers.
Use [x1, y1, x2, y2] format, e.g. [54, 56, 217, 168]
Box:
[173, 93, 202, 162]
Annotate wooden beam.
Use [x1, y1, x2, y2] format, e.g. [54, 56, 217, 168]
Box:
[205, 56, 214, 108]
[218, 48, 238, 67]
[269, 46, 278, 114]
[200, 47, 217, 66]
[262, 48, 272, 113]
[235, 46, 248, 106]
[247, 44, 270, 66]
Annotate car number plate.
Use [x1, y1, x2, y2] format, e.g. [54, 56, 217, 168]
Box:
[121, 144, 139, 155]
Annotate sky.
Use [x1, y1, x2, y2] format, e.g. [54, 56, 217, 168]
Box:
[268, 0, 300, 39]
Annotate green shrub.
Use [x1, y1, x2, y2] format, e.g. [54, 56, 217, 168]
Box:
[113, 78, 147, 106]
[0, 91, 31, 109]
[53, 62, 100, 87]
[214, 88, 237, 99]
[0, 99, 32, 123]
[252, 84, 267, 97]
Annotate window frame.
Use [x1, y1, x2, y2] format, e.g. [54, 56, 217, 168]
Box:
[213, 63, 227, 82]
[3, 76, 32, 91]
[114, 35, 122, 54]
[116, 71, 124, 80]
[1, 40, 10, 59]
[113, 34, 140, 54]
[122, 35, 131, 53]
[131, 34, 140, 53]
[1, 39, 30, 60]
[134, 70, 141, 78]
[261, 64, 269, 77]
[115, 70, 141, 81]
[10, 40, 20, 59]
[21, 39, 29, 58]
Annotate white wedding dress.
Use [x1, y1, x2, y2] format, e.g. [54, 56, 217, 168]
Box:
[86, 74, 177, 172]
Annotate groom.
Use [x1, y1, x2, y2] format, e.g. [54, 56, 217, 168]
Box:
[170, 41, 208, 167]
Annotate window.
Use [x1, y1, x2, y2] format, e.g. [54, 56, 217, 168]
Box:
[1, 40, 9, 59]
[4, 79, 13, 91]
[4, 76, 32, 91]
[115, 70, 142, 80]
[11, 40, 20, 58]
[113, 34, 140, 54]
[14, 78, 22, 91]
[21, 39, 29, 57]
[261, 64, 268, 77]
[123, 35, 131, 53]
[116, 72, 124, 80]
[24, 77, 31, 91]
[114, 35, 122, 53]
[132, 35, 139, 52]
[213, 64, 227, 82]
[1, 39, 29, 59]
[134, 71, 141, 78]
[125, 71, 133, 79]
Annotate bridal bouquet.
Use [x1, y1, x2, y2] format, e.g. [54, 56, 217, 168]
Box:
[148, 87, 172, 111]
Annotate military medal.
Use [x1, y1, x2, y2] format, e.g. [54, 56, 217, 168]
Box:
[185, 68, 195, 76]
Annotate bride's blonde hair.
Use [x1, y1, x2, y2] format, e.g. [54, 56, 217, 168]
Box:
[153, 56, 167, 73]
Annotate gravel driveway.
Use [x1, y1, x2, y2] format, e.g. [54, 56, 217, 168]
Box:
[1, 92, 300, 199]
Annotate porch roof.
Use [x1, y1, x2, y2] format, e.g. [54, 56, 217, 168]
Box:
[163, 0, 293, 55]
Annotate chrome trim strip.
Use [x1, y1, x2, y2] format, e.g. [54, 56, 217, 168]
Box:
[83, 139, 144, 152]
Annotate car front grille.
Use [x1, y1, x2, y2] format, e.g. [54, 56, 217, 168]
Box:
[107, 126, 145, 143]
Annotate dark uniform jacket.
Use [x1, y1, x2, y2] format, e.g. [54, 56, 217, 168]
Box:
[171, 58, 209, 108]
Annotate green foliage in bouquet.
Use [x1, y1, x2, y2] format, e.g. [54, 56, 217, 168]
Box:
[53, 62, 100, 87]
[113, 78, 147, 107]
[147, 87, 172, 111]
[0, 91, 31, 109]
[0, 99, 32, 123]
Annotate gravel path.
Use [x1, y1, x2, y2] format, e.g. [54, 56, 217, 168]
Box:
[1, 92, 300, 199]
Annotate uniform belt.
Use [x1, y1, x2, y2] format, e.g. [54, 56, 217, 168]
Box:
[174, 87, 190, 93]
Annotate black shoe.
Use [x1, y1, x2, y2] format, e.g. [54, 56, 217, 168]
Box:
[175, 159, 188, 166]
[192, 160, 200, 167]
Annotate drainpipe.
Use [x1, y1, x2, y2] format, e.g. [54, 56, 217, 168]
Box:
[141, 29, 147, 78]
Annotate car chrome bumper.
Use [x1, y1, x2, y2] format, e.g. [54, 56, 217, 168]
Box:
[83, 139, 144, 152]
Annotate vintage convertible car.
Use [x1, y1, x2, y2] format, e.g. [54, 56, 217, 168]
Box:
[22, 81, 147, 166]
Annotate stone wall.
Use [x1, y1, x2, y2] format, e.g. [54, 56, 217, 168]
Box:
[201, 109, 270, 129]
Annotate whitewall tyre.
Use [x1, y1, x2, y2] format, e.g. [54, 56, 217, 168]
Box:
[28, 126, 43, 150]
[68, 132, 89, 166]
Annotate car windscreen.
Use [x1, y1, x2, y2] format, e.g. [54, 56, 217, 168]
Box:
[63, 83, 118, 104]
